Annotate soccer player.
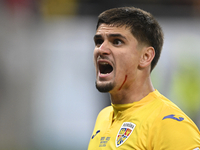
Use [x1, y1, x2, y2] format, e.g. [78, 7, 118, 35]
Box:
[88, 6, 200, 149]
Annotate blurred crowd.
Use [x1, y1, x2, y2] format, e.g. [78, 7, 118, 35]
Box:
[1, 0, 200, 18]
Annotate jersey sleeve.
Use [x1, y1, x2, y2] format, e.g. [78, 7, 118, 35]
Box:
[148, 113, 200, 150]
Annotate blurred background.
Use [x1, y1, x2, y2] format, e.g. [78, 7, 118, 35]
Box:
[0, 0, 200, 149]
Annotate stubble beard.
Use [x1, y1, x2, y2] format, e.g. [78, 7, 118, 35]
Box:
[95, 81, 115, 93]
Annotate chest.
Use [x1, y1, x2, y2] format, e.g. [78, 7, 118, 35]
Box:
[88, 117, 149, 150]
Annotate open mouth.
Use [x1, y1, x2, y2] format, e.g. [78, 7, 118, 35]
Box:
[99, 62, 113, 74]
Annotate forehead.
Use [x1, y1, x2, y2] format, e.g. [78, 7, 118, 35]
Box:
[96, 24, 133, 38]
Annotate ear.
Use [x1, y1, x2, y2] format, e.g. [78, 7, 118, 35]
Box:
[139, 47, 155, 69]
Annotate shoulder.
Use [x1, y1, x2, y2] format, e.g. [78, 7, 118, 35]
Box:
[155, 105, 199, 136]
[151, 90, 190, 118]
[153, 90, 199, 135]
[148, 91, 200, 149]
[95, 106, 113, 122]
[150, 112, 200, 149]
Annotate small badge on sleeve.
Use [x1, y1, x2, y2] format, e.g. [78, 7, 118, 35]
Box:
[116, 122, 136, 147]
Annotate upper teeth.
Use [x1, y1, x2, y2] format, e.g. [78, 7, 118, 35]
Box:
[100, 62, 109, 65]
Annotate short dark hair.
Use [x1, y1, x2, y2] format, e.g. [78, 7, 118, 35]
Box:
[96, 7, 164, 72]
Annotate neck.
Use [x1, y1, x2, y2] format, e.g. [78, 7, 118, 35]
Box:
[109, 75, 154, 104]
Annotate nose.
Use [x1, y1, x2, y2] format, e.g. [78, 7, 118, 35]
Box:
[97, 41, 111, 55]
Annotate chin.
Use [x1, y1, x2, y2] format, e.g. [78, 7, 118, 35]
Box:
[95, 81, 114, 93]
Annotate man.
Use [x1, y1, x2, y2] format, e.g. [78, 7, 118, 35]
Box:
[88, 6, 200, 149]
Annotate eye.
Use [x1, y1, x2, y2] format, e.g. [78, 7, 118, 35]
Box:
[113, 39, 123, 46]
[94, 39, 104, 47]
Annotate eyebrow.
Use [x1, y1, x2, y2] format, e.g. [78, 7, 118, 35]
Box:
[94, 34, 127, 40]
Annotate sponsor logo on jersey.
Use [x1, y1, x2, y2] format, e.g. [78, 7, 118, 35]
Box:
[91, 130, 100, 139]
[193, 148, 200, 150]
[162, 114, 184, 121]
[116, 122, 136, 147]
[99, 136, 110, 147]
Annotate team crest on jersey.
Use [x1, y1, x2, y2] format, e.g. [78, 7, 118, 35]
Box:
[116, 122, 136, 147]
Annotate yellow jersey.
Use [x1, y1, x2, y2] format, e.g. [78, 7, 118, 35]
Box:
[88, 90, 200, 150]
